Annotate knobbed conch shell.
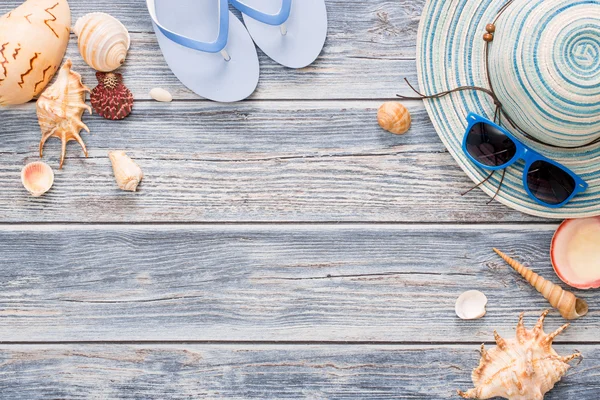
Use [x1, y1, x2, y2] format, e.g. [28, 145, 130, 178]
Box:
[0, 0, 71, 105]
[73, 12, 130, 72]
[458, 311, 581, 399]
[37, 59, 92, 168]
[493, 248, 588, 320]
[21, 161, 54, 197]
[90, 72, 133, 120]
[377, 102, 411, 134]
[109, 151, 143, 192]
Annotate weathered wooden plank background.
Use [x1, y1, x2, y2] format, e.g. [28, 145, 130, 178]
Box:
[0, 0, 598, 398]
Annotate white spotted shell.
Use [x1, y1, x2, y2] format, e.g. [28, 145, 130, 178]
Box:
[73, 12, 130, 72]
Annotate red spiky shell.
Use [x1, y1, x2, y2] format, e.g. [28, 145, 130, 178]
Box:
[90, 72, 133, 120]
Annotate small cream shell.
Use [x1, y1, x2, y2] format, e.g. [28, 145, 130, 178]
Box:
[377, 102, 411, 134]
[21, 161, 54, 197]
[455, 290, 488, 320]
[109, 151, 143, 192]
[73, 12, 130, 72]
[149, 88, 173, 102]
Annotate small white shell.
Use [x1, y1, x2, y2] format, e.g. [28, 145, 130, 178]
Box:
[21, 162, 54, 197]
[73, 12, 131, 72]
[149, 88, 173, 102]
[109, 151, 143, 192]
[455, 290, 488, 320]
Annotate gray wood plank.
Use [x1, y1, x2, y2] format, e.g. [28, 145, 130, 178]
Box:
[0, 101, 542, 223]
[1, 224, 597, 342]
[0, 0, 423, 100]
[0, 344, 597, 399]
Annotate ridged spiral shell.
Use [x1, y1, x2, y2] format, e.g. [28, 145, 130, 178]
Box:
[37, 59, 92, 169]
[377, 102, 411, 134]
[73, 12, 130, 72]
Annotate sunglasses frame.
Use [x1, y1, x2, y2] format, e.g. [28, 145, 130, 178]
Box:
[462, 113, 588, 208]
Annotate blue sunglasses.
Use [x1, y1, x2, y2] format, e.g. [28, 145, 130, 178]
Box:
[462, 113, 588, 208]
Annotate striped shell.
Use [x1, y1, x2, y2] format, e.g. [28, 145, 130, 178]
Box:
[377, 102, 411, 134]
[73, 12, 130, 72]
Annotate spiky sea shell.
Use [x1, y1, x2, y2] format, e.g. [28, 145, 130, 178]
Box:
[494, 248, 588, 320]
[377, 102, 411, 134]
[458, 311, 581, 400]
[91, 72, 133, 120]
[0, 0, 71, 105]
[73, 12, 130, 72]
[109, 151, 143, 191]
[21, 161, 54, 197]
[37, 59, 92, 169]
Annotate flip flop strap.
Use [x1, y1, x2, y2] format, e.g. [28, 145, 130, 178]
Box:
[230, 0, 292, 26]
[146, 0, 229, 53]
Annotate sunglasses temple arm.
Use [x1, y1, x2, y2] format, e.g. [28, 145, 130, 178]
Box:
[487, 168, 506, 205]
[461, 169, 496, 196]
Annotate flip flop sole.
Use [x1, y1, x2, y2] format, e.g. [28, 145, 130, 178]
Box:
[152, 0, 259, 102]
[241, 0, 327, 69]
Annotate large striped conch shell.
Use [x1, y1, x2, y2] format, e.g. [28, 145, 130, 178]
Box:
[493, 248, 588, 320]
[73, 12, 130, 72]
[37, 59, 92, 169]
[458, 311, 581, 399]
[0, 0, 71, 105]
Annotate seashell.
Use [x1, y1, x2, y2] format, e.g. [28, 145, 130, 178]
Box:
[73, 12, 130, 72]
[458, 311, 581, 399]
[377, 102, 411, 134]
[37, 59, 92, 169]
[455, 290, 487, 320]
[493, 248, 588, 320]
[109, 151, 143, 192]
[91, 72, 133, 120]
[0, 0, 71, 105]
[21, 161, 54, 197]
[551, 217, 600, 290]
[149, 88, 172, 102]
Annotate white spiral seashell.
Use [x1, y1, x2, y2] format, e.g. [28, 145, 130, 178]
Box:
[73, 12, 130, 72]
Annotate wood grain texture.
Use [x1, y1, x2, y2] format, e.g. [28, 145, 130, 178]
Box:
[0, 0, 423, 100]
[1, 225, 597, 342]
[0, 344, 598, 399]
[0, 101, 542, 222]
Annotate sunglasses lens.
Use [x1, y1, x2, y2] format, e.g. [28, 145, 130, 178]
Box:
[466, 122, 517, 167]
[527, 160, 576, 205]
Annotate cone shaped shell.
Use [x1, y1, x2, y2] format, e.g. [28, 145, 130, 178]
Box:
[109, 151, 143, 192]
[73, 12, 130, 72]
[493, 248, 588, 320]
[0, 0, 71, 105]
[21, 161, 54, 197]
[377, 102, 411, 134]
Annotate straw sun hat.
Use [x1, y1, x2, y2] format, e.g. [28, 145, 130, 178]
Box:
[416, 0, 600, 218]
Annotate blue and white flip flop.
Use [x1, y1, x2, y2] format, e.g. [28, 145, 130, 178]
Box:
[230, 0, 328, 69]
[147, 0, 259, 102]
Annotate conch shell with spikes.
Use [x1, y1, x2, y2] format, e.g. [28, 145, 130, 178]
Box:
[36, 58, 91, 168]
[493, 248, 588, 320]
[458, 311, 581, 400]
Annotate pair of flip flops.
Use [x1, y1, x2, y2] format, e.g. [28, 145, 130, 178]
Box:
[147, 0, 328, 102]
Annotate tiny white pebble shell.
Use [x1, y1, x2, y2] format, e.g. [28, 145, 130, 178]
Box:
[149, 88, 173, 102]
[455, 290, 488, 320]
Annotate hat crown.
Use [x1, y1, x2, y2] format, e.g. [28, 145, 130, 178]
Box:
[488, 0, 600, 148]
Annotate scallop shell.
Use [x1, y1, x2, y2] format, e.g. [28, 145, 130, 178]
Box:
[377, 102, 411, 134]
[109, 151, 143, 192]
[73, 12, 130, 72]
[91, 72, 133, 120]
[37, 59, 92, 169]
[455, 290, 488, 320]
[21, 161, 54, 197]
